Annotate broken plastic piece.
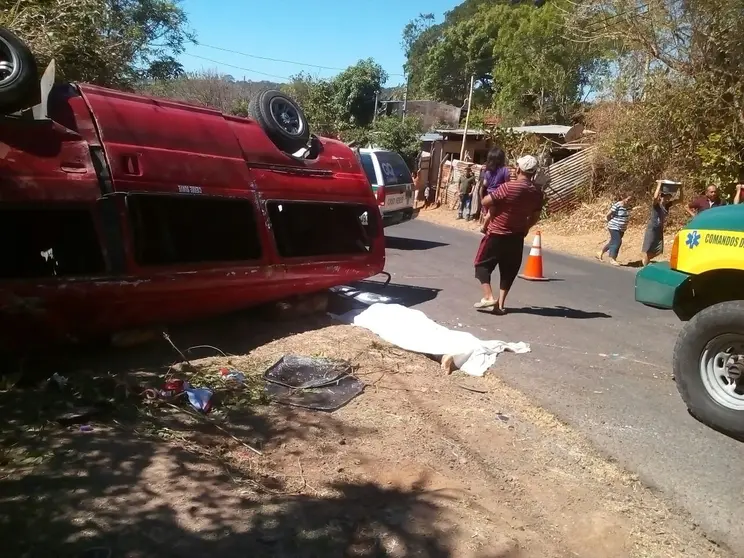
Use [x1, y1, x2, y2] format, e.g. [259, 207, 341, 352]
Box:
[263, 355, 364, 411]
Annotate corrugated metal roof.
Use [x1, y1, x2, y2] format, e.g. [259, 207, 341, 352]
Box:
[434, 128, 487, 136]
[510, 125, 573, 136]
[544, 146, 597, 213]
[420, 132, 444, 142]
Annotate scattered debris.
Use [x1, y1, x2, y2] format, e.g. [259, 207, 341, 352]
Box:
[458, 385, 489, 394]
[162, 332, 192, 366]
[495, 412, 510, 423]
[48, 373, 68, 390]
[184, 384, 213, 413]
[220, 367, 246, 384]
[330, 285, 395, 306]
[56, 407, 102, 426]
[263, 355, 364, 411]
[79, 425, 94, 433]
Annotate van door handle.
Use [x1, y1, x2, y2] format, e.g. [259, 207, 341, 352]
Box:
[121, 154, 141, 175]
[60, 161, 87, 173]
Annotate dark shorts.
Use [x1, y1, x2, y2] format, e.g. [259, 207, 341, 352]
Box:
[473, 233, 524, 290]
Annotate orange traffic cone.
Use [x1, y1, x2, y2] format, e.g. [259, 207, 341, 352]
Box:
[519, 231, 549, 281]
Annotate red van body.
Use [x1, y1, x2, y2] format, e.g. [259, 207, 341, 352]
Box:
[0, 83, 385, 351]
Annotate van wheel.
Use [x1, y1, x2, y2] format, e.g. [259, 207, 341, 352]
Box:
[0, 27, 38, 114]
[673, 300, 744, 440]
[249, 90, 310, 154]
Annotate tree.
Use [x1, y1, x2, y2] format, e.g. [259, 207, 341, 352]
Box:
[141, 70, 239, 112]
[404, 1, 606, 123]
[575, 0, 744, 196]
[401, 13, 441, 98]
[332, 59, 388, 129]
[489, 3, 607, 123]
[282, 72, 339, 137]
[0, 0, 194, 87]
[370, 116, 424, 169]
[282, 60, 388, 137]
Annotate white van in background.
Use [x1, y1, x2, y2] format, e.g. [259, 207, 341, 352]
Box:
[358, 148, 418, 227]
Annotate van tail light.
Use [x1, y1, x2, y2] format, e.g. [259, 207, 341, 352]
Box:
[670, 234, 679, 269]
[376, 185, 386, 206]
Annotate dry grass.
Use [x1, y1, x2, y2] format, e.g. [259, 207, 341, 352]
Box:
[418, 197, 687, 266]
[0, 316, 730, 556]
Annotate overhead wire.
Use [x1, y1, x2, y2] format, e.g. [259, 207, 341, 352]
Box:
[181, 52, 292, 81]
[181, 3, 658, 84]
[191, 42, 407, 78]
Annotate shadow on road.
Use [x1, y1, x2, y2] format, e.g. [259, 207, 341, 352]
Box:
[624, 260, 644, 268]
[509, 305, 611, 319]
[385, 236, 448, 251]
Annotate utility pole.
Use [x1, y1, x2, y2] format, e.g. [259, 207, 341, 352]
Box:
[402, 74, 410, 121]
[459, 74, 475, 161]
[372, 90, 379, 125]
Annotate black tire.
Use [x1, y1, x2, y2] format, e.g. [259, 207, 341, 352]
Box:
[0, 27, 38, 114]
[673, 300, 744, 440]
[249, 89, 310, 154]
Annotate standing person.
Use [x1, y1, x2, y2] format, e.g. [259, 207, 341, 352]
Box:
[473, 155, 544, 314]
[457, 166, 476, 220]
[642, 181, 680, 266]
[597, 193, 631, 266]
[479, 147, 511, 232]
[413, 168, 424, 207]
[686, 184, 723, 217]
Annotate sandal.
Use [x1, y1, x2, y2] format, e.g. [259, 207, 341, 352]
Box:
[473, 298, 497, 309]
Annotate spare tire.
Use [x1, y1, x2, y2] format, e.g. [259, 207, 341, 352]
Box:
[249, 90, 310, 154]
[0, 27, 38, 114]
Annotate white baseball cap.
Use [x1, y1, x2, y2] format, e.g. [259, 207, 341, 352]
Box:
[517, 155, 539, 173]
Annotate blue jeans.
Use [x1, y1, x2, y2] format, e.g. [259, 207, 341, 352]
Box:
[603, 228, 625, 259]
[458, 193, 471, 218]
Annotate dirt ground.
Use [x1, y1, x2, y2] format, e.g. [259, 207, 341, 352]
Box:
[0, 307, 729, 558]
[417, 199, 680, 267]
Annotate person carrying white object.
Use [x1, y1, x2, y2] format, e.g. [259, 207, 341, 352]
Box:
[343, 303, 530, 377]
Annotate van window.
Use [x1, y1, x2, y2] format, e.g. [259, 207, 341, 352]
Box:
[267, 201, 376, 258]
[0, 207, 105, 279]
[359, 153, 378, 186]
[375, 151, 413, 186]
[128, 195, 262, 266]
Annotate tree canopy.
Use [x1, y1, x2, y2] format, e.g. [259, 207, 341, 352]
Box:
[0, 0, 193, 87]
[571, 0, 744, 195]
[281, 59, 388, 135]
[404, 1, 607, 124]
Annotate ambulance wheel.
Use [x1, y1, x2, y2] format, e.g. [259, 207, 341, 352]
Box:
[0, 27, 38, 114]
[674, 300, 744, 440]
[249, 90, 310, 154]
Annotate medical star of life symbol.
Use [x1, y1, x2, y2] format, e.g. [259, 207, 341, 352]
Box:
[686, 230, 701, 249]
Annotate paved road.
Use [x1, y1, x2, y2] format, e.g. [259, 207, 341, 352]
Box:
[375, 219, 744, 553]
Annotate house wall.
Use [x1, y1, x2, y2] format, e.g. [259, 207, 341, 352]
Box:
[422, 138, 491, 198]
[386, 100, 462, 129]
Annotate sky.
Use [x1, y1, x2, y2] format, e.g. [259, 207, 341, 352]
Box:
[178, 0, 461, 87]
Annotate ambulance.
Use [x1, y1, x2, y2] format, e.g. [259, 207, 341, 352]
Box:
[635, 204, 744, 439]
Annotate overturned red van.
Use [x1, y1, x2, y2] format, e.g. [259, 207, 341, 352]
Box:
[0, 28, 385, 351]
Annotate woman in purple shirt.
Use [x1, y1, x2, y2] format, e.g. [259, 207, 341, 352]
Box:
[479, 147, 511, 232]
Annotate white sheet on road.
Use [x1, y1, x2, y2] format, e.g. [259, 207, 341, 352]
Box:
[335, 303, 530, 377]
